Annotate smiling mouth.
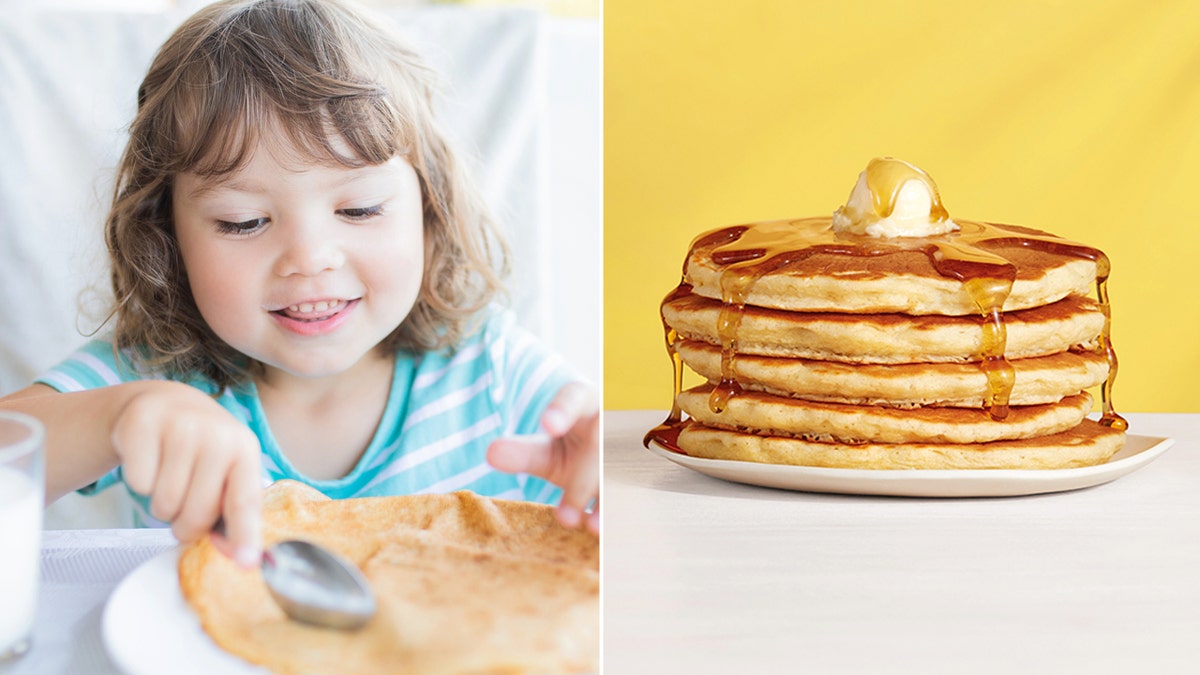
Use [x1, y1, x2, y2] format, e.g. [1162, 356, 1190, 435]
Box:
[272, 299, 353, 322]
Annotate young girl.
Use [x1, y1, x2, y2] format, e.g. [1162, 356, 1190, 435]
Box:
[0, 0, 599, 566]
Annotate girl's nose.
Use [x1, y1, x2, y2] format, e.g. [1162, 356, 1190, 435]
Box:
[272, 220, 345, 277]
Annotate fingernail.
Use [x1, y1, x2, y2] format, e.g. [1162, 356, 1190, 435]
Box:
[236, 546, 261, 569]
[543, 409, 568, 434]
[558, 505, 582, 528]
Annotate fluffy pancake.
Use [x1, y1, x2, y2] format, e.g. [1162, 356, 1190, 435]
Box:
[677, 386, 1094, 444]
[675, 340, 1109, 407]
[663, 291, 1105, 364]
[178, 481, 599, 675]
[675, 418, 1125, 470]
[685, 219, 1099, 315]
[648, 161, 1127, 474]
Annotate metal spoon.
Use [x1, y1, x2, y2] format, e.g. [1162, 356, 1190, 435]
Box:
[213, 518, 376, 630]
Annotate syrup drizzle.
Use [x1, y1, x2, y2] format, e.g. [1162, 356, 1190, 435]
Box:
[703, 218, 1026, 420]
[644, 161, 1127, 452]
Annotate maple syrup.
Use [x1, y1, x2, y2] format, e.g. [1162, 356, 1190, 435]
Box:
[645, 160, 1126, 451]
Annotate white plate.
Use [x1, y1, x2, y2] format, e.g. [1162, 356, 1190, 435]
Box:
[103, 547, 268, 675]
[648, 434, 1174, 497]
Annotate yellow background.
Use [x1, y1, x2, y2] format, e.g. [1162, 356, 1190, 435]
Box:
[605, 0, 1200, 412]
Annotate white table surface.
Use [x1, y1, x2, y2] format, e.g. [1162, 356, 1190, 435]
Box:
[603, 410, 1200, 675]
[5, 529, 176, 675]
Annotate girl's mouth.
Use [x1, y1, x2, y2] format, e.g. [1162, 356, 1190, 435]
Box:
[270, 299, 359, 336]
[275, 299, 350, 321]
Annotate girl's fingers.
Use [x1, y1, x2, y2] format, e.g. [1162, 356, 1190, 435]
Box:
[487, 436, 556, 478]
[170, 442, 229, 545]
[489, 433, 599, 536]
[112, 425, 161, 498]
[554, 414, 600, 521]
[110, 387, 180, 497]
[222, 450, 264, 568]
[542, 382, 598, 437]
[148, 438, 197, 524]
[209, 527, 238, 562]
[492, 381, 600, 536]
[556, 458, 598, 516]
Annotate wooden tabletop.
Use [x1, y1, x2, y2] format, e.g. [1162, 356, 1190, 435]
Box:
[603, 410, 1200, 674]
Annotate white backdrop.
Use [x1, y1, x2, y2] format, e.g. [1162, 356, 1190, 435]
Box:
[0, 5, 599, 526]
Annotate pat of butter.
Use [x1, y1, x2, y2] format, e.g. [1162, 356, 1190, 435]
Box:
[832, 157, 958, 238]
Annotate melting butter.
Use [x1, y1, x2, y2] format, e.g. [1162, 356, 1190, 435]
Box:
[833, 157, 958, 238]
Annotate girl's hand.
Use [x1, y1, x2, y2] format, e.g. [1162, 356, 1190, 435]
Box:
[111, 381, 263, 566]
[487, 382, 600, 536]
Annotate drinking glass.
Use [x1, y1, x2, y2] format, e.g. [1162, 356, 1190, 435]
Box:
[0, 411, 44, 662]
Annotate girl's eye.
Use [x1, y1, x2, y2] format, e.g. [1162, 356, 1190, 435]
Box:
[338, 204, 384, 220]
[215, 217, 269, 234]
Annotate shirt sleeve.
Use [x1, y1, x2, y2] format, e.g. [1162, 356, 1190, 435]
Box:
[34, 338, 143, 496]
[33, 338, 138, 393]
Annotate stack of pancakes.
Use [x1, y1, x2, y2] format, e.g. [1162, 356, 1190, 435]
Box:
[654, 214, 1127, 470]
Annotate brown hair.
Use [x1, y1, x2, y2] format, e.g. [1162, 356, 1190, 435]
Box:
[105, 0, 508, 387]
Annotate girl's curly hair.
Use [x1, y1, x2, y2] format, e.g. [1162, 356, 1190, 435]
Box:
[106, 0, 509, 388]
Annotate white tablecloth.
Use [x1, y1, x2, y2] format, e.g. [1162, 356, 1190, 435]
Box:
[604, 410, 1200, 675]
[10, 412, 1200, 674]
[6, 530, 176, 675]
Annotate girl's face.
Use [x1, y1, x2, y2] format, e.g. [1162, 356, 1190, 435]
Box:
[172, 135, 424, 381]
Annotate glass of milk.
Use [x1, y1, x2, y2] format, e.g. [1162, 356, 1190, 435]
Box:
[0, 411, 43, 662]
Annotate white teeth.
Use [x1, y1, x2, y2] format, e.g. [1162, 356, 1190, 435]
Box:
[285, 301, 339, 314]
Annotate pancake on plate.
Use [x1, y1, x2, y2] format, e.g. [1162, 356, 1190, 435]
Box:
[178, 480, 599, 674]
[645, 157, 1127, 471]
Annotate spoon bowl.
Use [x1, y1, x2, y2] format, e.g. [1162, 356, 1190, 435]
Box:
[260, 540, 376, 630]
[212, 518, 376, 630]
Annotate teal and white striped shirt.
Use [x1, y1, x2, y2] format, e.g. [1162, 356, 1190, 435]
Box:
[36, 310, 575, 526]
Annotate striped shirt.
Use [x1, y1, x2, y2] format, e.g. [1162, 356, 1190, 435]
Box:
[36, 310, 576, 526]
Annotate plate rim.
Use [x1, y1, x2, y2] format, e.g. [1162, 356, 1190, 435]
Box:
[102, 545, 268, 675]
[647, 433, 1175, 497]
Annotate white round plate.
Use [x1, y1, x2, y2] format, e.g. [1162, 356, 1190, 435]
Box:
[103, 547, 268, 675]
[648, 434, 1174, 497]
